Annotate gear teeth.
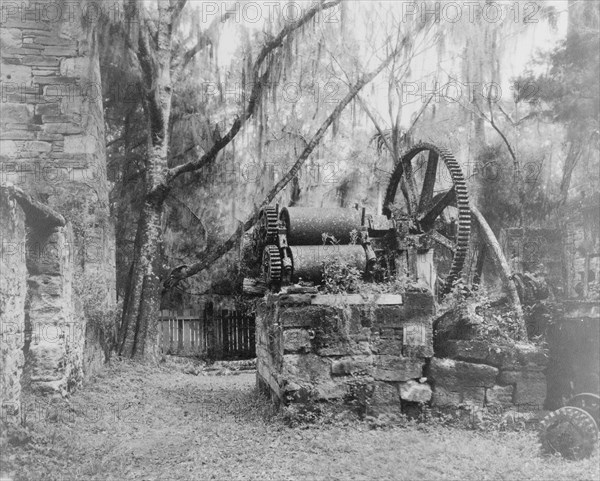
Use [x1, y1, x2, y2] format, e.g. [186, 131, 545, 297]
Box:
[263, 245, 282, 284]
[263, 207, 279, 244]
[539, 406, 599, 460]
[383, 142, 471, 295]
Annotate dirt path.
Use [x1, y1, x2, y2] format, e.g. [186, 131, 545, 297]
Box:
[1, 360, 598, 481]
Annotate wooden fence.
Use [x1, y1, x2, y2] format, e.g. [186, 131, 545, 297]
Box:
[158, 304, 255, 360]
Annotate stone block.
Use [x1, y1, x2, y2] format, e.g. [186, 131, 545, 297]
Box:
[404, 290, 435, 318]
[283, 329, 311, 354]
[279, 305, 336, 328]
[370, 381, 400, 406]
[316, 343, 353, 357]
[485, 385, 514, 407]
[35, 103, 60, 116]
[0, 28, 22, 48]
[0, 130, 36, 140]
[349, 327, 371, 343]
[311, 294, 363, 305]
[499, 370, 546, 407]
[512, 343, 548, 370]
[399, 380, 432, 403]
[42, 123, 82, 135]
[28, 342, 66, 382]
[433, 305, 482, 341]
[44, 46, 78, 57]
[0, 140, 20, 157]
[372, 355, 423, 381]
[276, 293, 313, 306]
[64, 134, 95, 153]
[372, 306, 403, 327]
[432, 385, 486, 407]
[369, 294, 404, 305]
[21, 56, 61, 67]
[372, 338, 403, 355]
[313, 380, 348, 401]
[429, 357, 499, 389]
[331, 355, 373, 376]
[25, 141, 52, 152]
[0, 103, 32, 123]
[441, 339, 491, 363]
[431, 386, 462, 406]
[282, 354, 331, 383]
[2, 65, 33, 83]
[349, 305, 374, 328]
[35, 36, 75, 47]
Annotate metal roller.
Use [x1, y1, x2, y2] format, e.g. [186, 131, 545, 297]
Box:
[289, 244, 367, 283]
[280, 207, 362, 246]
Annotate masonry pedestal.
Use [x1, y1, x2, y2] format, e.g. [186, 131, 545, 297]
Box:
[256, 290, 435, 415]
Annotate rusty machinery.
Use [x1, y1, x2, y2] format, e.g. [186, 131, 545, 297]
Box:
[246, 143, 471, 296]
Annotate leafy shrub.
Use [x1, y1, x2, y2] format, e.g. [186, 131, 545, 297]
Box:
[73, 269, 120, 352]
[321, 257, 362, 294]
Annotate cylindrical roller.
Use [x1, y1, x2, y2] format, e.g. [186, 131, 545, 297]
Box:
[289, 244, 367, 283]
[280, 207, 362, 245]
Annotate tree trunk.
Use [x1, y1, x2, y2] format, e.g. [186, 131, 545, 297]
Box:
[118, 199, 164, 359]
[118, 0, 173, 360]
[470, 203, 527, 340]
[118, 0, 342, 359]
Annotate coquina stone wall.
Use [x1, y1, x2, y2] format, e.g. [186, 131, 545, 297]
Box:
[256, 289, 435, 415]
[431, 305, 548, 410]
[1, 0, 115, 415]
[0, 189, 27, 413]
[257, 290, 550, 416]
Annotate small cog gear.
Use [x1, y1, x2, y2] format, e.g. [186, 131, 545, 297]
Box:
[539, 406, 599, 460]
[262, 245, 282, 284]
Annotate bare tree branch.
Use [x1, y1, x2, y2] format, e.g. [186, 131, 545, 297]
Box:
[470, 203, 527, 340]
[164, 0, 341, 184]
[164, 48, 398, 286]
[171, 0, 188, 25]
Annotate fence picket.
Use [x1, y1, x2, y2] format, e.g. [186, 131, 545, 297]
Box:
[158, 308, 255, 359]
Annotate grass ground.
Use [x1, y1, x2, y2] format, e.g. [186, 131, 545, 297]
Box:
[1, 359, 598, 481]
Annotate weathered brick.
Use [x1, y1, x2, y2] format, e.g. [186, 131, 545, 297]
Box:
[35, 103, 60, 116]
[429, 357, 499, 389]
[0, 103, 32, 123]
[0, 28, 22, 48]
[23, 141, 52, 152]
[282, 354, 331, 383]
[432, 385, 485, 407]
[331, 355, 373, 376]
[283, 329, 312, 354]
[20, 56, 61, 67]
[43, 46, 78, 57]
[1, 65, 32, 83]
[485, 385, 514, 407]
[313, 380, 347, 400]
[34, 76, 78, 85]
[368, 381, 401, 413]
[279, 305, 336, 327]
[36, 133, 64, 141]
[498, 369, 546, 407]
[399, 380, 432, 403]
[372, 306, 404, 327]
[404, 290, 435, 318]
[372, 338, 403, 355]
[32, 69, 59, 77]
[42, 123, 82, 134]
[372, 355, 423, 381]
[0, 131, 36, 140]
[33, 37, 75, 47]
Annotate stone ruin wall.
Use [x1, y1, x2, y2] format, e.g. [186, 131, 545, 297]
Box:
[256, 291, 435, 414]
[256, 291, 548, 416]
[1, 0, 115, 417]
